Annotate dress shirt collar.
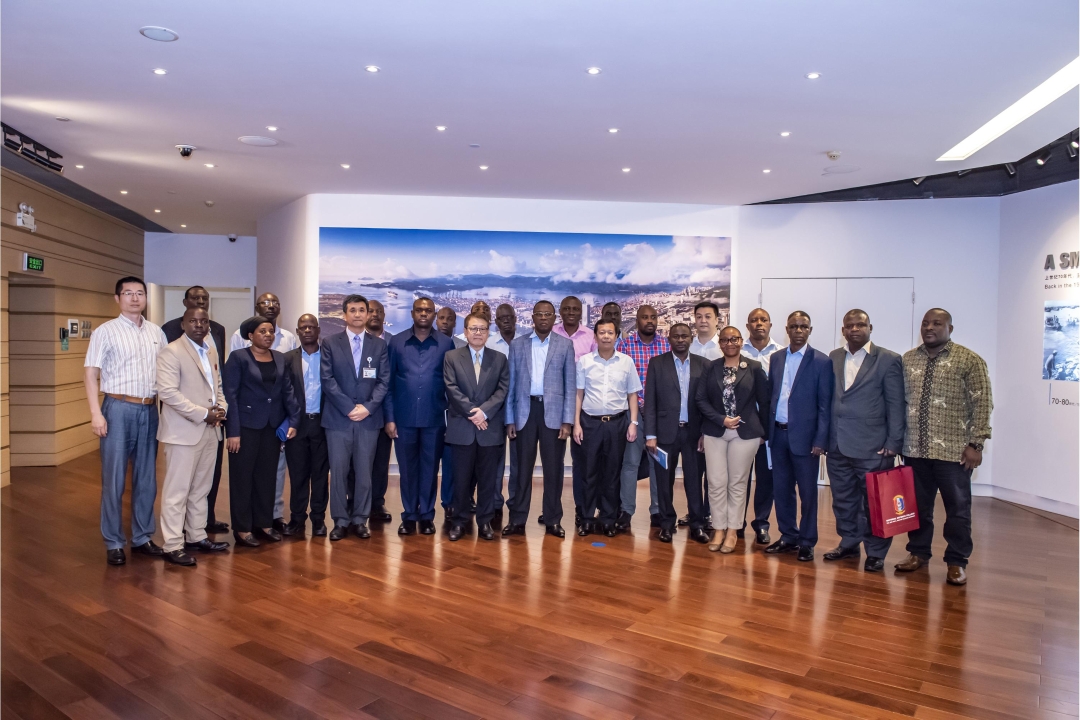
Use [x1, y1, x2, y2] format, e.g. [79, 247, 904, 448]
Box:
[916, 340, 952, 358]
[743, 337, 782, 356]
[117, 313, 145, 329]
[592, 350, 620, 364]
[845, 341, 871, 359]
[185, 334, 210, 353]
[469, 345, 485, 362]
[302, 346, 320, 359]
[787, 344, 807, 358]
[555, 323, 589, 339]
[532, 332, 550, 346]
[672, 352, 691, 367]
[346, 328, 366, 344]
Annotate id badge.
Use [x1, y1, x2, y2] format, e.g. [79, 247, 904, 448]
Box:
[362, 367, 377, 379]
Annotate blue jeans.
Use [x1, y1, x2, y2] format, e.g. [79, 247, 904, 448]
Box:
[99, 396, 159, 549]
[619, 429, 658, 517]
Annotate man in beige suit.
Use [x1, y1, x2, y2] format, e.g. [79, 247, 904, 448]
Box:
[157, 308, 229, 566]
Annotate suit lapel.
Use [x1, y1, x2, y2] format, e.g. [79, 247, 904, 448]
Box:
[832, 351, 845, 390]
[847, 345, 878, 393]
[179, 336, 213, 391]
[790, 346, 812, 392]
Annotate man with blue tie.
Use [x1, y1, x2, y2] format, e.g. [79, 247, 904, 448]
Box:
[384, 297, 456, 535]
[764, 311, 833, 562]
[320, 295, 389, 541]
[504, 300, 576, 538]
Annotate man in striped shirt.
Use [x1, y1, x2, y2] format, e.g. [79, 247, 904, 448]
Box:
[84, 276, 169, 566]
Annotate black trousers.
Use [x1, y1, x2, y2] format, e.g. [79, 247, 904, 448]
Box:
[905, 457, 973, 567]
[743, 442, 774, 532]
[451, 441, 501, 528]
[372, 429, 393, 511]
[206, 437, 224, 526]
[570, 437, 586, 517]
[228, 425, 279, 532]
[656, 425, 702, 532]
[826, 451, 893, 559]
[510, 397, 566, 526]
[284, 413, 330, 523]
[581, 412, 629, 527]
[695, 450, 710, 520]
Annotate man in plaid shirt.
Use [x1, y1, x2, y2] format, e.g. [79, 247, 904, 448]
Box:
[615, 305, 670, 530]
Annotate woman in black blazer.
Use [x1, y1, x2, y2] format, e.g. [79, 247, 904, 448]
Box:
[696, 326, 770, 553]
[222, 315, 300, 547]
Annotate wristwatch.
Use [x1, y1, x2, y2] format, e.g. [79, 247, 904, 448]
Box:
[631, 420, 639, 426]
[967, 442, 984, 452]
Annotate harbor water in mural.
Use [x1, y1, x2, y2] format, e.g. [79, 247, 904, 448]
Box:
[1043, 301, 1080, 381]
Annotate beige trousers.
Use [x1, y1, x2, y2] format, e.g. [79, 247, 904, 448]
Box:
[161, 425, 219, 552]
[703, 432, 760, 529]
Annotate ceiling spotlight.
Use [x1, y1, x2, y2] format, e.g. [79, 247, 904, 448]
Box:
[479, 165, 489, 170]
[204, 163, 215, 168]
[622, 167, 631, 173]
[180, 224, 187, 228]
[912, 176, 926, 185]
[55, 116, 70, 122]
[153, 68, 167, 75]
[266, 126, 278, 132]
[469, 143, 480, 148]
[779, 131, 791, 137]
[120, 190, 128, 194]
[957, 168, 972, 176]
[154, 209, 161, 213]
[341, 164, 350, 169]
[1068, 143, 1078, 159]
[805, 72, 821, 79]
[139, 26, 179, 42]
[608, 128, 619, 133]
[1071, 132, 1079, 149]
[364, 65, 380, 73]
[436, 126, 446, 131]
[1004, 163, 1016, 176]
[763, 169, 772, 174]
[205, 200, 215, 207]
[75, 164, 84, 169]
[586, 67, 602, 75]
[1036, 151, 1052, 165]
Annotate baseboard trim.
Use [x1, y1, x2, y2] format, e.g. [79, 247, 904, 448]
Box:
[972, 483, 1079, 519]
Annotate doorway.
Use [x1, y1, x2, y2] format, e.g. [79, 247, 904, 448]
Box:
[162, 286, 253, 359]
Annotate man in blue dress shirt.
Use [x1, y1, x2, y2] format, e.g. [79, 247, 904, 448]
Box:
[384, 297, 456, 535]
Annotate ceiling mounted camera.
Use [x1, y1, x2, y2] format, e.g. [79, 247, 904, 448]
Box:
[228, 234, 237, 242]
[175, 144, 196, 158]
[826, 150, 842, 161]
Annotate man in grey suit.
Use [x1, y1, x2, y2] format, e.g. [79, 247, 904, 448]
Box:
[445, 313, 510, 541]
[320, 294, 390, 541]
[504, 300, 576, 538]
[824, 309, 906, 572]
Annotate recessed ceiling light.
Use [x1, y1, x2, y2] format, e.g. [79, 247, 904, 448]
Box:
[75, 164, 84, 169]
[239, 135, 278, 146]
[266, 126, 277, 132]
[586, 67, 602, 75]
[153, 68, 167, 75]
[938, 56, 1080, 161]
[608, 128, 619, 133]
[763, 169, 771, 173]
[154, 209, 161, 213]
[140, 26, 179, 42]
[120, 190, 128, 194]
[341, 164, 350, 169]
[805, 72, 821, 79]
[780, 131, 791, 137]
[622, 167, 631, 173]
[469, 143, 480, 148]
[479, 165, 489, 170]
[55, 116, 70, 122]
[364, 65, 380, 73]
[180, 224, 187, 228]
[436, 126, 446, 131]
[204, 163, 215, 168]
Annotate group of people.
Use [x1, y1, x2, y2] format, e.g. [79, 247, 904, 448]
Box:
[84, 276, 992, 586]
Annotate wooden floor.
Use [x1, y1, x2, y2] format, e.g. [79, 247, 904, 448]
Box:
[3, 452, 1077, 720]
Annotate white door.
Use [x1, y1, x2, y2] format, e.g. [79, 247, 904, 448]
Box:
[834, 278, 915, 356]
[161, 286, 253, 360]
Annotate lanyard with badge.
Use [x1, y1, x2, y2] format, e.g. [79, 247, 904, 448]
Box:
[362, 356, 377, 379]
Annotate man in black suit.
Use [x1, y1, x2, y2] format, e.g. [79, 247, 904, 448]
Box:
[366, 300, 394, 523]
[445, 313, 510, 541]
[162, 285, 229, 533]
[643, 323, 709, 544]
[824, 309, 906, 572]
[282, 315, 331, 537]
[320, 294, 390, 541]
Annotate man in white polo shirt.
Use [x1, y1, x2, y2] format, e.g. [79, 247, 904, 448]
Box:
[84, 276, 168, 566]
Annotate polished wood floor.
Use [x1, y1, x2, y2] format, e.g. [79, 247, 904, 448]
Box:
[3, 452, 1077, 719]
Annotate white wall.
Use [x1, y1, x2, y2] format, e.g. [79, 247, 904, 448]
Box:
[145, 233, 257, 288]
[995, 180, 1079, 516]
[255, 196, 311, 327]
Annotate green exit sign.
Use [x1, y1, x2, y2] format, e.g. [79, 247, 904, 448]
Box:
[23, 253, 44, 272]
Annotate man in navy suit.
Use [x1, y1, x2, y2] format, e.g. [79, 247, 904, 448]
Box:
[384, 297, 456, 536]
[764, 310, 833, 562]
[320, 294, 389, 541]
[504, 300, 576, 538]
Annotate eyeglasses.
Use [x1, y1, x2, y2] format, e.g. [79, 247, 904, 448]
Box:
[718, 337, 743, 345]
[256, 300, 280, 307]
[119, 291, 146, 299]
[534, 311, 554, 318]
[466, 326, 488, 333]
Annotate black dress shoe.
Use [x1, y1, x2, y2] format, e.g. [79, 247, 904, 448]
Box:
[107, 548, 126, 566]
[184, 538, 229, 552]
[131, 540, 164, 556]
[205, 521, 230, 534]
[577, 522, 591, 537]
[615, 511, 631, 531]
[272, 518, 288, 534]
[864, 557, 885, 573]
[163, 549, 197, 566]
[233, 532, 260, 547]
[372, 506, 393, 523]
[329, 525, 348, 541]
[764, 539, 799, 554]
[755, 528, 771, 545]
[257, 527, 282, 542]
[736, 528, 745, 539]
[537, 514, 545, 525]
[501, 523, 525, 537]
[351, 523, 370, 539]
[448, 525, 464, 541]
[575, 508, 584, 528]
[823, 545, 861, 561]
[650, 513, 661, 528]
[677, 514, 689, 526]
[603, 525, 617, 538]
[546, 524, 566, 538]
[282, 520, 303, 536]
[478, 523, 495, 541]
[398, 521, 416, 536]
[797, 546, 814, 562]
[658, 529, 673, 543]
[419, 520, 436, 535]
[689, 528, 710, 544]
[311, 522, 328, 537]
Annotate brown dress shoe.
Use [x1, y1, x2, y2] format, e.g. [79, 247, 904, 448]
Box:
[894, 553, 927, 572]
[947, 565, 967, 585]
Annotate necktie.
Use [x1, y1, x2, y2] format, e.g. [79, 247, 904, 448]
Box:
[352, 334, 363, 375]
[474, 351, 482, 382]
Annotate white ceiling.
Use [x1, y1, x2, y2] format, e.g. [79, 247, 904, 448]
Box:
[2, 0, 1077, 235]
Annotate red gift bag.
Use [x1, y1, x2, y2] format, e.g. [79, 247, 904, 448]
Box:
[866, 464, 920, 538]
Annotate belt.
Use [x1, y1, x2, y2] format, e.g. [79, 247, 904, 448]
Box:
[775, 422, 788, 429]
[105, 393, 156, 405]
[530, 395, 544, 401]
[678, 421, 689, 427]
[587, 410, 627, 422]
[305, 412, 321, 420]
